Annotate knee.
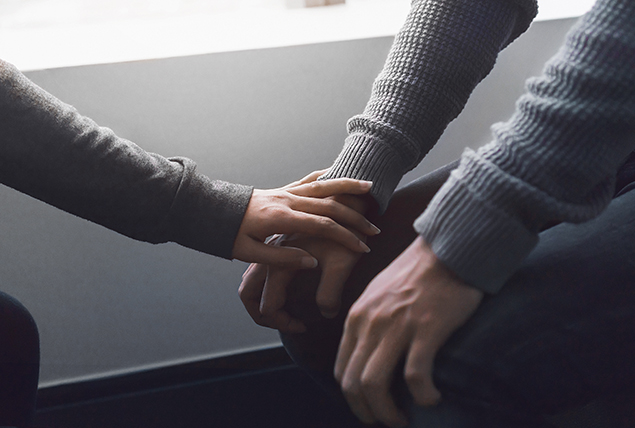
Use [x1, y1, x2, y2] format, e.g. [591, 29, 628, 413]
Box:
[0, 291, 39, 365]
[0, 292, 40, 428]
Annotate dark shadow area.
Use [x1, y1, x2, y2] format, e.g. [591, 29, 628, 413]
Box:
[34, 347, 366, 428]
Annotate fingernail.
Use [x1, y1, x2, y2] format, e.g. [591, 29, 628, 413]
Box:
[369, 223, 381, 235]
[359, 241, 371, 253]
[360, 180, 373, 189]
[301, 257, 318, 268]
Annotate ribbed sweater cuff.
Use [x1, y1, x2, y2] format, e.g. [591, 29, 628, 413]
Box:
[164, 159, 253, 259]
[414, 171, 538, 294]
[319, 133, 406, 213]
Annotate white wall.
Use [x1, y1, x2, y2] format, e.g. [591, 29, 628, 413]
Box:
[0, 17, 577, 386]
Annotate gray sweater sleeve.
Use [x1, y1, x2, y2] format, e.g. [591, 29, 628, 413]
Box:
[415, 0, 635, 292]
[319, 0, 538, 212]
[0, 60, 253, 259]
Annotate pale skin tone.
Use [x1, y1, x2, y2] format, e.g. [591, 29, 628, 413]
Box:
[240, 199, 484, 428]
[239, 192, 369, 332]
[232, 170, 380, 269]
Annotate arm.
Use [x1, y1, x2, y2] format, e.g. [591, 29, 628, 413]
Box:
[0, 61, 378, 265]
[0, 59, 249, 258]
[416, 0, 635, 292]
[239, 0, 537, 325]
[320, 0, 538, 212]
[336, 0, 635, 426]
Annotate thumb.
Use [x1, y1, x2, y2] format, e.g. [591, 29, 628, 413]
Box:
[234, 238, 318, 269]
[404, 340, 442, 407]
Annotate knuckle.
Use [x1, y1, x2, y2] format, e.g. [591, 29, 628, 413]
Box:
[316, 216, 337, 231]
[328, 256, 355, 271]
[260, 305, 276, 317]
[250, 313, 266, 327]
[346, 306, 363, 325]
[340, 378, 360, 397]
[322, 199, 339, 216]
[237, 287, 252, 302]
[359, 373, 377, 390]
[404, 368, 427, 387]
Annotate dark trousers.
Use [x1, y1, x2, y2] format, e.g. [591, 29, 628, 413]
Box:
[281, 160, 635, 427]
[0, 292, 39, 427]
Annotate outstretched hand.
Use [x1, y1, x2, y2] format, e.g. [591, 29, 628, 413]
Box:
[334, 236, 483, 427]
[232, 171, 379, 268]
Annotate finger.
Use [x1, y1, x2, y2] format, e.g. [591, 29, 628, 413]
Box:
[335, 312, 376, 423]
[338, 340, 380, 425]
[287, 178, 373, 198]
[234, 238, 319, 268]
[281, 212, 372, 254]
[238, 263, 269, 327]
[260, 302, 307, 333]
[281, 169, 329, 189]
[404, 336, 442, 407]
[361, 332, 411, 427]
[260, 267, 296, 317]
[291, 196, 380, 237]
[334, 317, 357, 384]
[315, 257, 359, 318]
[242, 263, 257, 279]
[238, 264, 306, 333]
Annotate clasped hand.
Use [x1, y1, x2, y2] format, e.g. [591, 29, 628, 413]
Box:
[335, 236, 483, 427]
[232, 170, 379, 268]
[239, 187, 370, 332]
[238, 172, 485, 428]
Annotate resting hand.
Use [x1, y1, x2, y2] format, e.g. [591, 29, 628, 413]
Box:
[239, 231, 364, 333]
[232, 173, 379, 268]
[334, 236, 483, 428]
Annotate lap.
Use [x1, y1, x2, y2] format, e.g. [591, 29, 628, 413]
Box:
[281, 167, 635, 425]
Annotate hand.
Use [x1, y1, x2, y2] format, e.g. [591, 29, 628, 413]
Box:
[239, 232, 364, 333]
[232, 174, 380, 268]
[334, 236, 484, 428]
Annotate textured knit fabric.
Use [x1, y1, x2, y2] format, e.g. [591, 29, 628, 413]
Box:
[416, 0, 635, 292]
[0, 60, 253, 259]
[320, 0, 538, 211]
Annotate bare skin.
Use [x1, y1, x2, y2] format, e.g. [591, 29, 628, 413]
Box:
[232, 171, 380, 268]
[334, 236, 483, 427]
[239, 193, 369, 332]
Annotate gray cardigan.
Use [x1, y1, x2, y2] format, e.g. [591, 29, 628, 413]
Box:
[0, 60, 253, 259]
[322, 0, 635, 292]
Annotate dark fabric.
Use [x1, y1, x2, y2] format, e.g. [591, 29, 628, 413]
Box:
[281, 160, 635, 427]
[0, 292, 39, 427]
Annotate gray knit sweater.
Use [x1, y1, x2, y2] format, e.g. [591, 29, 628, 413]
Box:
[0, 60, 253, 259]
[322, 0, 635, 293]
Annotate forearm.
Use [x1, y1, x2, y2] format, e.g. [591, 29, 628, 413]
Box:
[0, 59, 252, 258]
[416, 0, 635, 293]
[320, 0, 537, 211]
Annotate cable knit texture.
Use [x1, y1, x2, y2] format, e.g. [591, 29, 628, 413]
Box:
[416, 0, 635, 292]
[0, 60, 252, 259]
[320, 0, 538, 212]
